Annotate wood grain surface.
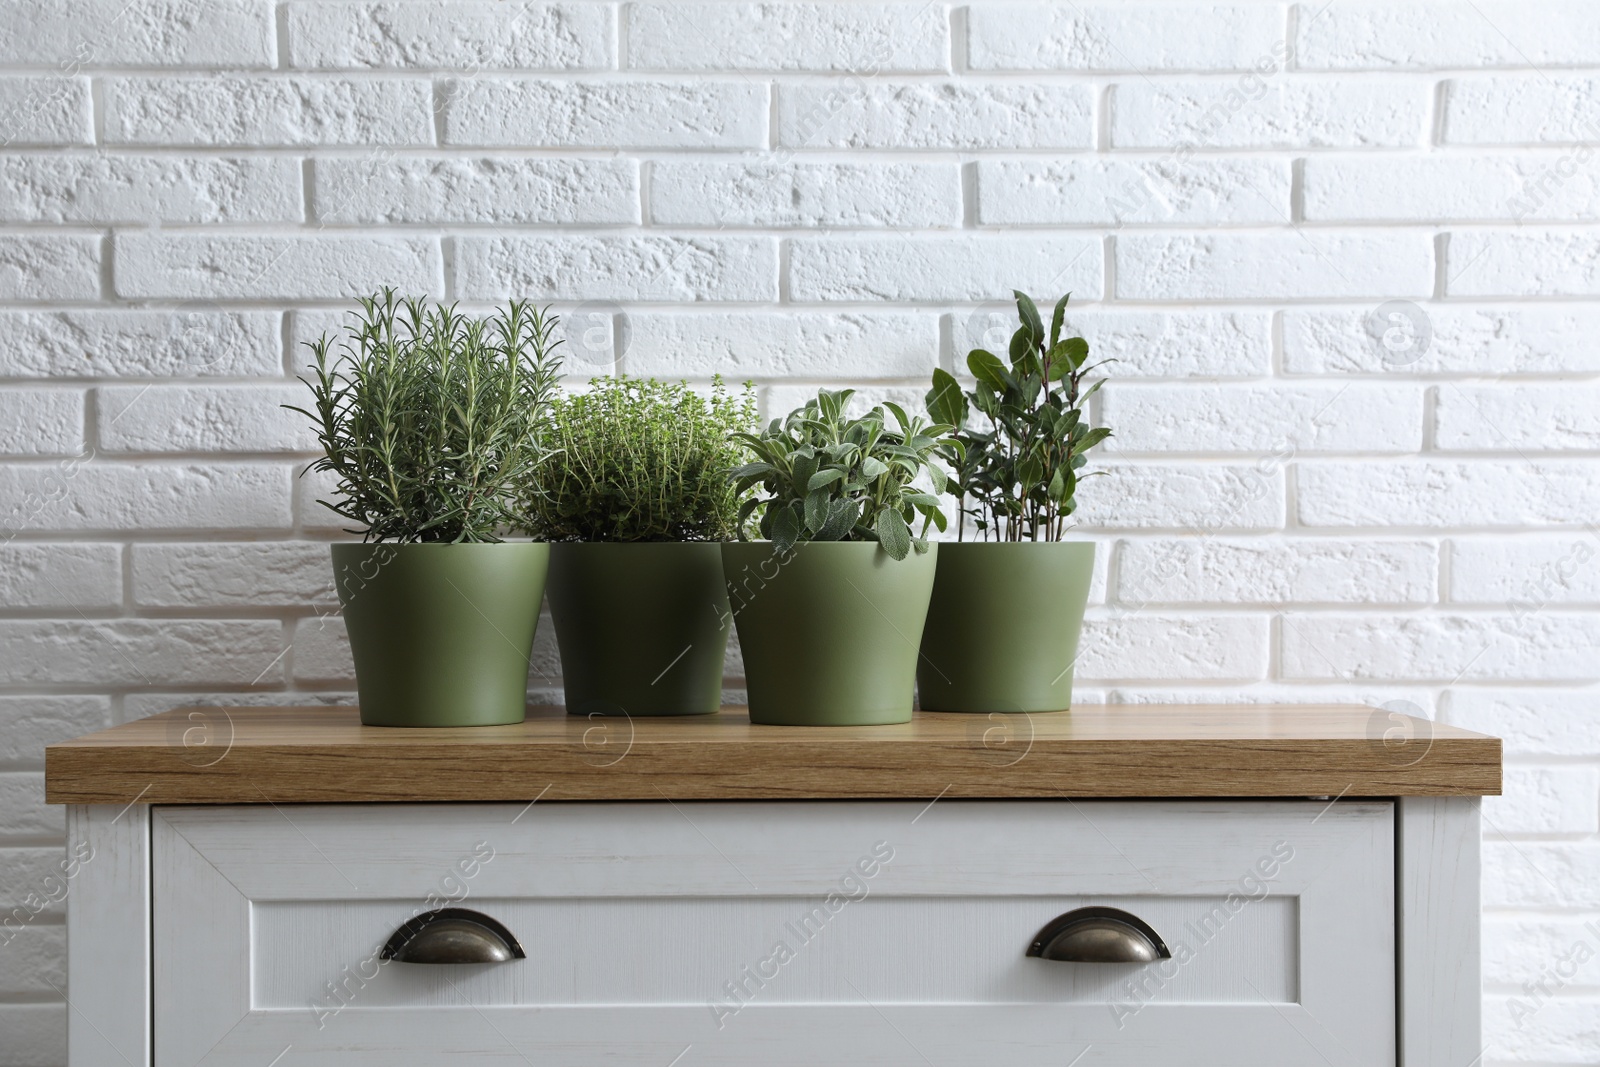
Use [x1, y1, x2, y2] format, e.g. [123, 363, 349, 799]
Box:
[44, 704, 1501, 803]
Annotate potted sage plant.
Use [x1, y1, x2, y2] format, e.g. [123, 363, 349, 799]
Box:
[726, 388, 949, 726]
[290, 290, 562, 727]
[919, 291, 1112, 713]
[521, 376, 757, 717]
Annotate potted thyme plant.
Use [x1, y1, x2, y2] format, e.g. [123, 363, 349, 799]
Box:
[291, 290, 562, 727]
[521, 376, 757, 717]
[726, 388, 949, 726]
[919, 291, 1112, 713]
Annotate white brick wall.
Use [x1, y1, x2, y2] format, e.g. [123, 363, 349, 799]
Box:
[0, 3, 1595, 1064]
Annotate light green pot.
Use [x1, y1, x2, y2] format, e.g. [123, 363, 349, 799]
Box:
[917, 541, 1095, 713]
[547, 542, 729, 717]
[723, 541, 938, 727]
[332, 542, 548, 728]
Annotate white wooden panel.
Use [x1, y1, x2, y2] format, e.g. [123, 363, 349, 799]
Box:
[252, 894, 1299, 1008]
[1398, 797, 1482, 1067]
[67, 804, 150, 1067]
[154, 800, 1395, 1067]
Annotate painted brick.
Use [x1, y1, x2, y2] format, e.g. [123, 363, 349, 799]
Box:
[457, 236, 776, 302]
[0, 463, 292, 533]
[625, 311, 939, 380]
[977, 158, 1291, 226]
[1304, 154, 1600, 222]
[1485, 841, 1600, 908]
[115, 235, 441, 300]
[97, 384, 313, 453]
[1298, 2, 1600, 70]
[1279, 613, 1600, 682]
[1074, 462, 1285, 532]
[0, 389, 81, 454]
[1449, 230, 1600, 297]
[292, 616, 354, 684]
[1283, 306, 1600, 375]
[1488, 766, 1600, 835]
[1450, 536, 1600, 606]
[0, 545, 120, 611]
[0, 235, 100, 302]
[1012, 310, 1272, 378]
[777, 82, 1094, 149]
[651, 161, 961, 228]
[0, 772, 59, 837]
[0, 310, 281, 380]
[296, 463, 348, 533]
[1446, 75, 1600, 144]
[0, 620, 284, 686]
[628, 3, 947, 72]
[315, 157, 638, 224]
[1076, 614, 1271, 682]
[1437, 383, 1600, 451]
[134, 542, 335, 609]
[1102, 383, 1423, 452]
[790, 235, 1103, 302]
[1298, 461, 1600, 528]
[0, 155, 301, 224]
[104, 76, 434, 146]
[0, 696, 109, 765]
[0, 845, 82, 917]
[1112, 78, 1429, 148]
[1117, 539, 1437, 606]
[0, 1003, 63, 1066]
[123, 693, 355, 722]
[1444, 689, 1600, 757]
[762, 384, 928, 424]
[0, 0, 274, 67]
[0, 924, 64, 994]
[288, 2, 612, 70]
[1117, 233, 1434, 300]
[0, 76, 92, 147]
[969, 3, 1281, 71]
[1483, 917, 1600, 989]
[445, 79, 767, 148]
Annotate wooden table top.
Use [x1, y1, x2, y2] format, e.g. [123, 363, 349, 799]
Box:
[44, 704, 1501, 804]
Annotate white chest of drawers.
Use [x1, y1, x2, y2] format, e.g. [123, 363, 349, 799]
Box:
[47, 704, 1501, 1067]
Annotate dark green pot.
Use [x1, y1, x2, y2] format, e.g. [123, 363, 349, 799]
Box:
[723, 541, 938, 727]
[546, 542, 730, 717]
[917, 541, 1095, 713]
[332, 542, 548, 728]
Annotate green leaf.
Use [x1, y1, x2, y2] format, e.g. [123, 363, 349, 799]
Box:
[772, 502, 801, 551]
[874, 508, 912, 561]
[925, 368, 967, 428]
[1049, 293, 1070, 348]
[1009, 324, 1033, 366]
[816, 498, 858, 541]
[883, 400, 912, 434]
[804, 487, 831, 533]
[967, 349, 1010, 390]
[860, 455, 889, 480]
[1013, 290, 1044, 345]
[1062, 336, 1090, 368]
[806, 468, 844, 491]
[1078, 426, 1113, 451]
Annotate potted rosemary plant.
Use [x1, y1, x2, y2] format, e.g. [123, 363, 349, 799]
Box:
[919, 291, 1112, 713]
[726, 388, 948, 726]
[522, 376, 756, 717]
[291, 290, 562, 727]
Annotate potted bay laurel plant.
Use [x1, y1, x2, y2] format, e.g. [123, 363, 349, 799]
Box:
[726, 388, 949, 726]
[521, 375, 756, 717]
[918, 291, 1112, 713]
[291, 290, 562, 727]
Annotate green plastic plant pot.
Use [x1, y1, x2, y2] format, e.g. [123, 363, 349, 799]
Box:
[332, 542, 548, 728]
[917, 541, 1095, 714]
[546, 542, 730, 717]
[723, 541, 938, 727]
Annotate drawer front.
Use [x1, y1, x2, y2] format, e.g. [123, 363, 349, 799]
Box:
[154, 800, 1393, 1066]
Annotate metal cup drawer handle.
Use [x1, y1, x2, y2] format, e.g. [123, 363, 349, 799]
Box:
[1027, 906, 1172, 963]
[379, 907, 526, 964]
